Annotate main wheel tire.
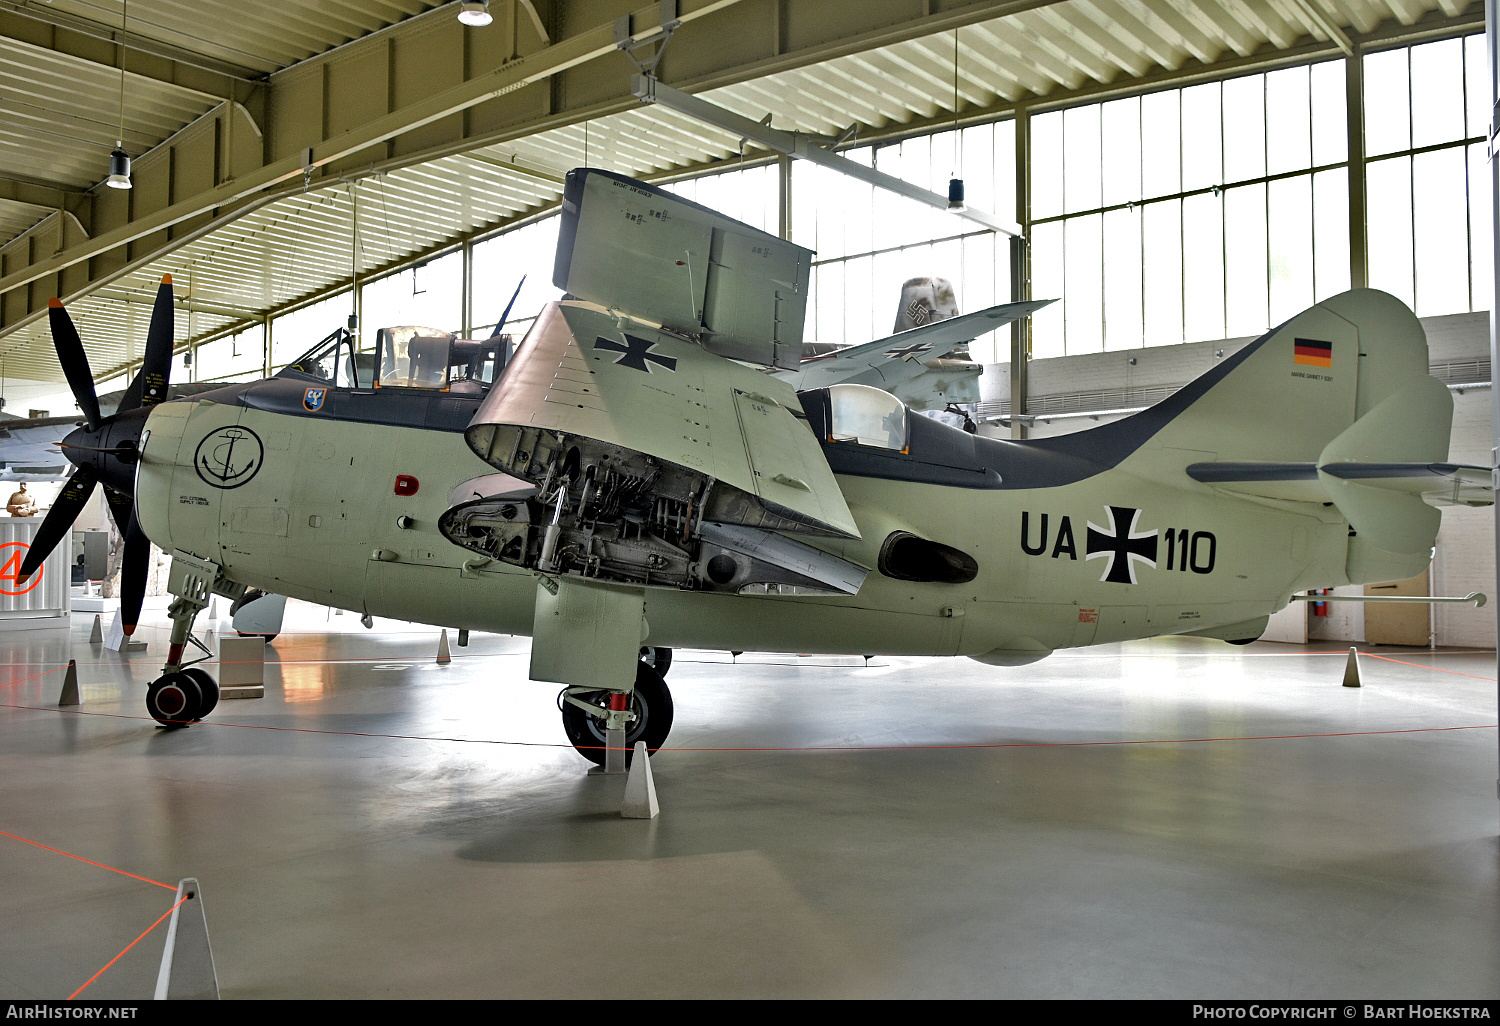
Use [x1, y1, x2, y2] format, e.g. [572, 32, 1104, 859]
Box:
[561, 660, 674, 767]
[230, 588, 279, 643]
[146, 672, 202, 727]
[640, 646, 673, 677]
[180, 667, 219, 720]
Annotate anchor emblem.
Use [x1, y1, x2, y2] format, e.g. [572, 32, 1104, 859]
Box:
[193, 426, 264, 490]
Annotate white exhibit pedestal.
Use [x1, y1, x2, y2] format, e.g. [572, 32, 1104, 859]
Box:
[0, 518, 70, 631]
[72, 583, 118, 614]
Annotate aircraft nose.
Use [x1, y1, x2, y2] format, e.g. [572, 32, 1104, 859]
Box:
[62, 406, 149, 496]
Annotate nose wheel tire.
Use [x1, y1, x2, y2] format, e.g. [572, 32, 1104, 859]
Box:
[180, 667, 219, 719]
[145, 668, 220, 726]
[147, 672, 201, 727]
[561, 660, 674, 767]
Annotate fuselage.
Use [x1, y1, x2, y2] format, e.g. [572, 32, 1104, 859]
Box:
[133, 374, 1352, 659]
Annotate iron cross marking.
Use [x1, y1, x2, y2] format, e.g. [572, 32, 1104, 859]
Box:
[1085, 506, 1158, 585]
[884, 342, 934, 363]
[594, 334, 678, 373]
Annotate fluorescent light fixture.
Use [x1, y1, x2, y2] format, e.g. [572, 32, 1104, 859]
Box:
[106, 145, 132, 190]
[457, 1, 492, 26]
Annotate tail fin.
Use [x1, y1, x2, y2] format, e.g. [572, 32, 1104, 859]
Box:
[894, 277, 959, 333]
[1034, 289, 1437, 470]
[1144, 288, 1435, 463]
[1031, 289, 1463, 576]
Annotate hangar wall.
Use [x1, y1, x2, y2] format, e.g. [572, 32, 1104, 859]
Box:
[979, 309, 1496, 649]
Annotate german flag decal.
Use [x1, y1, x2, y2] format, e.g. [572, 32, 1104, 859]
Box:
[1293, 338, 1332, 367]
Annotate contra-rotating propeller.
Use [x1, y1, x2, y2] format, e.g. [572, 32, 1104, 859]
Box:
[16, 275, 176, 635]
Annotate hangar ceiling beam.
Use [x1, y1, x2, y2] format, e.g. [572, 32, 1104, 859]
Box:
[0, 2, 257, 88]
[0, 0, 1087, 346]
[0, 176, 83, 211]
[0, 0, 744, 331]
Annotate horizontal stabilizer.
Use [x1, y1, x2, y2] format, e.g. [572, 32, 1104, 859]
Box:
[1317, 375, 1453, 553]
[1187, 461, 1491, 508]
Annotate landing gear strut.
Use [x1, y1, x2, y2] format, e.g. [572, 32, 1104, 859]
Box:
[559, 658, 674, 766]
[146, 554, 230, 728]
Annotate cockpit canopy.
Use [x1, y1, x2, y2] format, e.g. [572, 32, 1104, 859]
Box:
[278, 325, 512, 395]
[824, 383, 909, 453]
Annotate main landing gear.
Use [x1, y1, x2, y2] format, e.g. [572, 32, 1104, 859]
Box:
[559, 648, 674, 766]
[145, 554, 232, 728]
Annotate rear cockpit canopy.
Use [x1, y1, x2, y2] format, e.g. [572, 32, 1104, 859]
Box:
[824, 383, 909, 453]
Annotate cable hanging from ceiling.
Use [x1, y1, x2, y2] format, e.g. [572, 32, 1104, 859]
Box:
[106, 0, 132, 190]
[948, 27, 964, 212]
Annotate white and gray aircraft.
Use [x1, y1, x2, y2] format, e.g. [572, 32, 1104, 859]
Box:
[17, 168, 1490, 764]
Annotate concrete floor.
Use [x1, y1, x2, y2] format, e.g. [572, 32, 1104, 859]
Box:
[1, 599, 1497, 999]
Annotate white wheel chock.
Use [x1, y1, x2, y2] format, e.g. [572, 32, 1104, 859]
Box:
[58, 660, 80, 706]
[154, 878, 219, 1000]
[621, 742, 659, 820]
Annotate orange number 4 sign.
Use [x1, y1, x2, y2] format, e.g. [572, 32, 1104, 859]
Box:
[0, 541, 42, 596]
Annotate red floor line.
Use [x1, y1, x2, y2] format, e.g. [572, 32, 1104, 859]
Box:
[1359, 652, 1499, 680]
[0, 666, 66, 690]
[68, 894, 187, 1000]
[0, 829, 177, 891]
[3, 700, 1494, 752]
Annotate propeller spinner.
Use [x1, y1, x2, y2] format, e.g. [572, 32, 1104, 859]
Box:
[17, 275, 176, 635]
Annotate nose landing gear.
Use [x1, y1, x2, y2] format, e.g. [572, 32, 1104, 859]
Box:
[146, 553, 234, 728]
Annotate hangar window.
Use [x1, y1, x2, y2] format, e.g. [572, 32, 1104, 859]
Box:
[470, 217, 567, 338]
[1362, 35, 1490, 319]
[1028, 59, 1351, 357]
[826, 384, 908, 452]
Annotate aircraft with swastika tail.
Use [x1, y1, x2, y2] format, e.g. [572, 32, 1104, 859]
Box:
[16, 167, 1491, 765]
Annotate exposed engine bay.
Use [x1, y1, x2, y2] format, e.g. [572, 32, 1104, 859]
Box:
[439, 427, 867, 596]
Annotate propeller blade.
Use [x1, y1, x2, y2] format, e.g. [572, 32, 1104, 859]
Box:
[46, 299, 102, 430]
[118, 274, 174, 414]
[119, 509, 149, 636]
[14, 465, 98, 585]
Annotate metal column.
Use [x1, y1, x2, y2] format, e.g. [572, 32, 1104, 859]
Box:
[1487, 0, 1500, 816]
[778, 153, 793, 242]
[1010, 106, 1031, 440]
[1346, 50, 1368, 290]
[461, 238, 474, 338]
